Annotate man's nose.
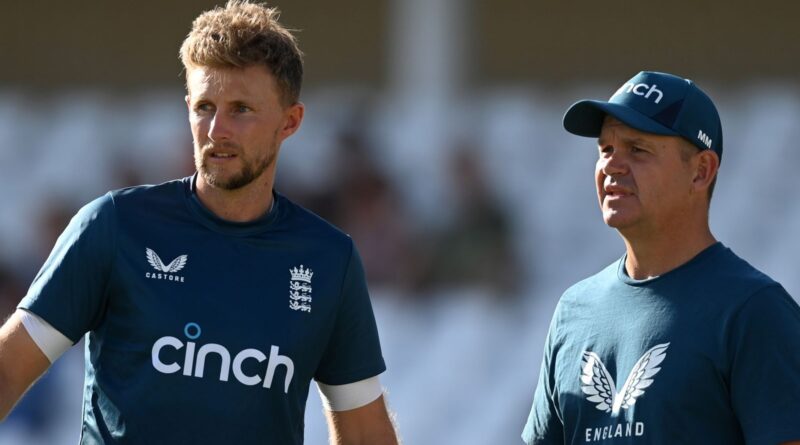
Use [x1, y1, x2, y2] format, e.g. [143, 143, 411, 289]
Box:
[208, 113, 232, 141]
[600, 150, 628, 177]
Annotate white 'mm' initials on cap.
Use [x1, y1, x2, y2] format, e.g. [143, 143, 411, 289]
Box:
[697, 130, 713, 149]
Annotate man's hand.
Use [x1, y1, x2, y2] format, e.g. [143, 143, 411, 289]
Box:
[326, 394, 399, 445]
[0, 309, 51, 420]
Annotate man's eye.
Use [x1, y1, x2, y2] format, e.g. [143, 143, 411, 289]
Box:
[235, 105, 251, 113]
[195, 103, 213, 112]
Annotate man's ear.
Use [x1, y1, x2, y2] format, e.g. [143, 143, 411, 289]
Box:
[280, 102, 305, 141]
[692, 149, 720, 193]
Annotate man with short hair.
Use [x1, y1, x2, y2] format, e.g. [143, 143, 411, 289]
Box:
[0, 2, 398, 444]
[522, 71, 800, 444]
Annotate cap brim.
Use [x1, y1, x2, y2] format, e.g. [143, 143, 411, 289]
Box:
[563, 100, 679, 138]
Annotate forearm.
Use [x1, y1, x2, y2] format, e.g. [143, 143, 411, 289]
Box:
[326, 395, 399, 445]
[0, 310, 51, 421]
[328, 419, 398, 445]
[0, 374, 18, 421]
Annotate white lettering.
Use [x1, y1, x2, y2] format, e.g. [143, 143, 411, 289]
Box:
[698, 130, 712, 148]
[183, 341, 196, 376]
[264, 345, 295, 393]
[194, 343, 231, 382]
[632, 83, 649, 96]
[612, 82, 664, 104]
[151, 336, 182, 373]
[144, 272, 185, 283]
[584, 422, 645, 442]
[232, 348, 268, 386]
[645, 84, 663, 103]
[151, 333, 294, 391]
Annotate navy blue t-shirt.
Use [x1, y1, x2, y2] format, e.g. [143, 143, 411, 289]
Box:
[20, 176, 386, 445]
[523, 243, 800, 444]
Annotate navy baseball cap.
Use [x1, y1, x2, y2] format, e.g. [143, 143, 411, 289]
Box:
[563, 71, 723, 159]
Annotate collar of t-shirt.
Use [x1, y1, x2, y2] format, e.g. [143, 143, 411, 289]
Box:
[617, 242, 724, 286]
[184, 173, 281, 236]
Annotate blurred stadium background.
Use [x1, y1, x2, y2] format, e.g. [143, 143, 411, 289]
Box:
[2, 1, 799, 443]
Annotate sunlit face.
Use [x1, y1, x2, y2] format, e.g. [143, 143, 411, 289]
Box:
[186, 65, 300, 191]
[595, 117, 697, 234]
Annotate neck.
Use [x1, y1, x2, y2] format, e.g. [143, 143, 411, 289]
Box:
[195, 173, 275, 223]
[621, 220, 716, 280]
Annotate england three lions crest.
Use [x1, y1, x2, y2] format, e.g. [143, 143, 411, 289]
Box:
[289, 265, 313, 312]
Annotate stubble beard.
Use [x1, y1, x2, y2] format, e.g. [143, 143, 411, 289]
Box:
[196, 143, 277, 191]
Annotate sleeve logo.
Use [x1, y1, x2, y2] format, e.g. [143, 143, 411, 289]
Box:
[289, 265, 313, 312]
[580, 342, 669, 416]
[145, 247, 187, 283]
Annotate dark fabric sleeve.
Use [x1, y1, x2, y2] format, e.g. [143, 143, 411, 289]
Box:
[314, 241, 386, 385]
[728, 285, 800, 445]
[18, 193, 116, 343]
[522, 311, 564, 445]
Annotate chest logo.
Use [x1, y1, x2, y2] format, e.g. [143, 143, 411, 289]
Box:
[289, 265, 313, 312]
[580, 343, 669, 416]
[145, 247, 187, 283]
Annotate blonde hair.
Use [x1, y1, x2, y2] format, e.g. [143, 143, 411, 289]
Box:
[180, 0, 303, 106]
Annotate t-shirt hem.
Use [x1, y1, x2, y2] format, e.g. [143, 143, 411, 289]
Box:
[16, 303, 83, 344]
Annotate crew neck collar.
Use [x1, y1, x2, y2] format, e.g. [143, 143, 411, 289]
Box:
[617, 242, 725, 286]
[183, 174, 281, 236]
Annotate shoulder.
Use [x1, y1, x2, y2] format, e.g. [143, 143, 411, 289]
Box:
[705, 244, 783, 303]
[732, 283, 799, 328]
[546, 259, 621, 334]
[107, 177, 188, 208]
[716, 246, 777, 286]
[275, 192, 355, 251]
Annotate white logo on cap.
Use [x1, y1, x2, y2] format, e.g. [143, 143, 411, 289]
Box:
[612, 82, 664, 104]
[697, 130, 713, 149]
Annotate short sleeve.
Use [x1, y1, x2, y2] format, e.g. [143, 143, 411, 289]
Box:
[522, 312, 564, 445]
[728, 285, 800, 445]
[18, 193, 116, 343]
[314, 242, 386, 385]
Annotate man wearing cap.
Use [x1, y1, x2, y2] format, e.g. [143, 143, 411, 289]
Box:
[521, 71, 800, 444]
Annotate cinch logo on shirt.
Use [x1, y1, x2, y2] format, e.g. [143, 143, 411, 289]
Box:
[145, 247, 187, 283]
[151, 322, 295, 393]
[611, 82, 664, 104]
[579, 343, 670, 442]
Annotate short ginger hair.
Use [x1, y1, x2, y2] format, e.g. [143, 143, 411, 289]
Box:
[180, 0, 303, 106]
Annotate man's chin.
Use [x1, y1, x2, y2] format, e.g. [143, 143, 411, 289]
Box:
[200, 170, 250, 191]
[602, 211, 638, 230]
